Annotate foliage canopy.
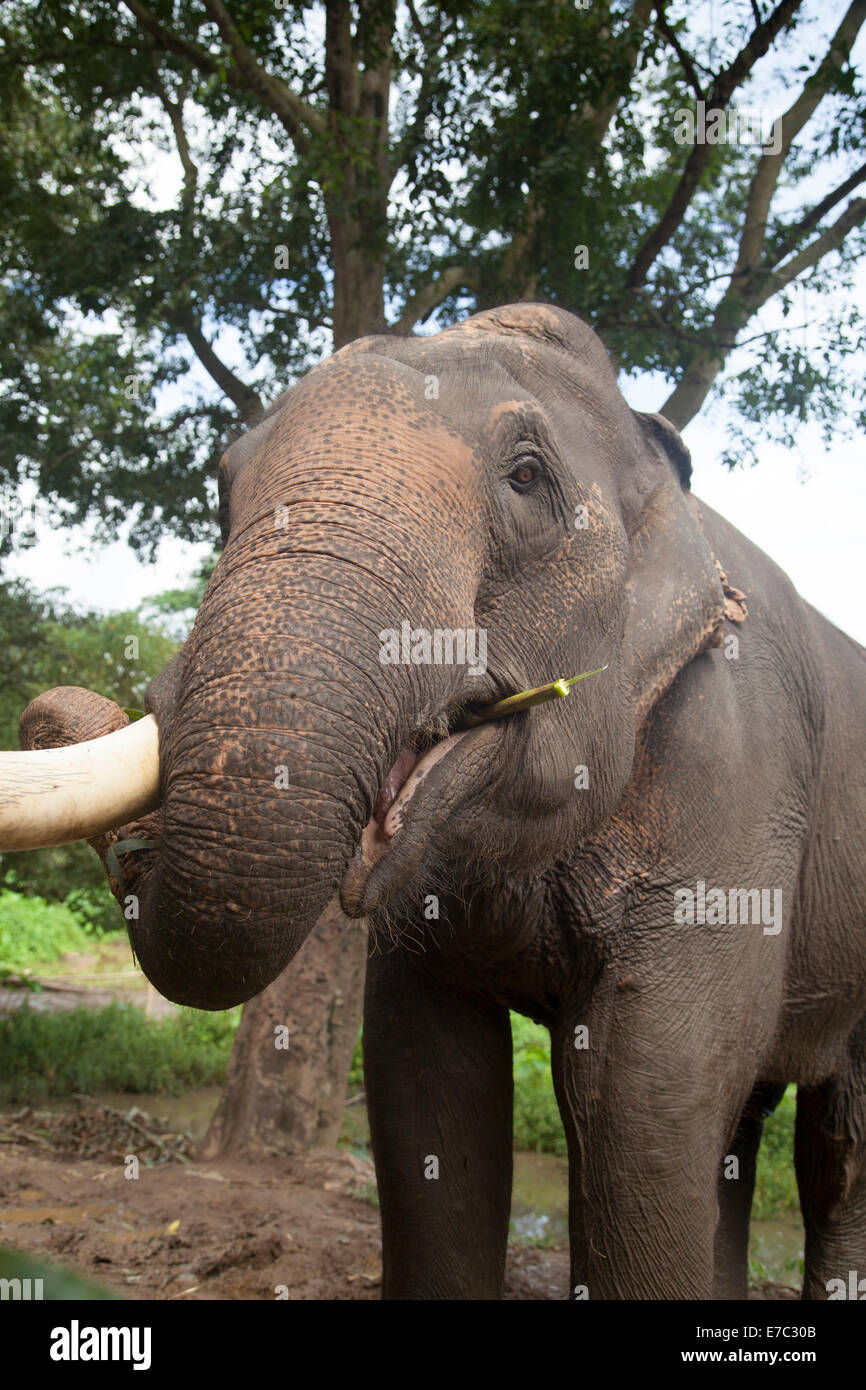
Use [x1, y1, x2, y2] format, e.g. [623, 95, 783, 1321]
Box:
[0, 1, 863, 555]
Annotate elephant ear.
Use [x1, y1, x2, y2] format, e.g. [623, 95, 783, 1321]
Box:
[624, 411, 733, 724]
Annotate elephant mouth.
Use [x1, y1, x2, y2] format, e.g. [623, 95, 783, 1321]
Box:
[370, 723, 470, 836]
[339, 711, 501, 918]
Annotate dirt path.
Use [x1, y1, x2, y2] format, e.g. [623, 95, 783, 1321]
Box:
[0, 1143, 569, 1300]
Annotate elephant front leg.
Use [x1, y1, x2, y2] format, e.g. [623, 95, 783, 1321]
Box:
[363, 945, 513, 1299]
[552, 1002, 727, 1300]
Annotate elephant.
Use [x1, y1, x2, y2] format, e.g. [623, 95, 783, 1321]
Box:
[1, 302, 864, 1301]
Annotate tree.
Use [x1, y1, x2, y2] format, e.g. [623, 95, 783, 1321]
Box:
[3, 2, 865, 532]
[2, 0, 865, 1153]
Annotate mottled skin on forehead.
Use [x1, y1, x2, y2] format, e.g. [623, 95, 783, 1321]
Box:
[220, 301, 637, 520]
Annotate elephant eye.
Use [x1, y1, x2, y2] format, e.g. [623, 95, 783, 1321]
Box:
[507, 456, 540, 492]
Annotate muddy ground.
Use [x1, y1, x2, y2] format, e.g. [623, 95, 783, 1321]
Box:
[0, 1111, 568, 1300]
[0, 1105, 798, 1300]
[0, 956, 572, 1300]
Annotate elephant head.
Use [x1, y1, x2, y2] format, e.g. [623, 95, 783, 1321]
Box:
[0, 304, 733, 1008]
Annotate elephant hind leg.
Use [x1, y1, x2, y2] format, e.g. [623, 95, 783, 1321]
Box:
[713, 1082, 787, 1299]
[796, 1023, 866, 1300]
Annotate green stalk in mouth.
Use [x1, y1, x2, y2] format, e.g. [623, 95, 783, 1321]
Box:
[455, 665, 608, 728]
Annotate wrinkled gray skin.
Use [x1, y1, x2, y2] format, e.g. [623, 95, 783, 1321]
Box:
[28, 305, 866, 1299]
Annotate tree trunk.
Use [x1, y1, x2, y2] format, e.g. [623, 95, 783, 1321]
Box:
[660, 346, 727, 429]
[330, 222, 387, 347]
[203, 2, 394, 1160]
[200, 899, 368, 1158]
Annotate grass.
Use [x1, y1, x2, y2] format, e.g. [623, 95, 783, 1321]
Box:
[0, 889, 240, 1102]
[0, 1003, 240, 1103]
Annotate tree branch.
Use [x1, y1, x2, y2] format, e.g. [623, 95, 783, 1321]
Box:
[392, 265, 480, 333]
[625, 0, 803, 289]
[173, 310, 264, 424]
[200, 0, 325, 154]
[492, 1, 654, 298]
[653, 0, 866, 429]
[391, 6, 459, 177]
[122, 0, 324, 157]
[659, 195, 866, 428]
[405, 0, 430, 43]
[584, 0, 655, 144]
[755, 195, 866, 303]
[149, 61, 197, 213]
[500, 191, 543, 300]
[122, 0, 236, 84]
[654, 3, 706, 102]
[767, 159, 866, 267]
[734, 0, 866, 277]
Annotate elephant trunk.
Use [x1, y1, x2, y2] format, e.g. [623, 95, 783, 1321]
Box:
[139, 569, 409, 1006]
[8, 512, 479, 1008]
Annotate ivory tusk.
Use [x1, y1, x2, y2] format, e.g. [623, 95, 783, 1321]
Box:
[0, 714, 160, 851]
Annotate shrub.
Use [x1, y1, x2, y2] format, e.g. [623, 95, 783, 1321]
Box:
[0, 890, 93, 972]
[511, 1015, 568, 1157]
[0, 1003, 240, 1103]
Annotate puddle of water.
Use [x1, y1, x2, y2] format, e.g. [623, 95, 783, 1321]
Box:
[2, 1087, 805, 1285]
[749, 1214, 805, 1286]
[19, 1087, 225, 1141]
[89, 1088, 223, 1141]
[510, 1151, 568, 1247]
[508, 1151, 804, 1284]
[339, 1102, 571, 1245]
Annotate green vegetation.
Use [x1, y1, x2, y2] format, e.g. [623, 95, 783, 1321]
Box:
[753, 1086, 799, 1220]
[0, 579, 182, 755]
[0, 1247, 121, 1300]
[511, 1015, 567, 1158]
[0, 903, 798, 1226]
[0, 889, 95, 972]
[3, 1, 864, 551]
[0, 1003, 240, 1104]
